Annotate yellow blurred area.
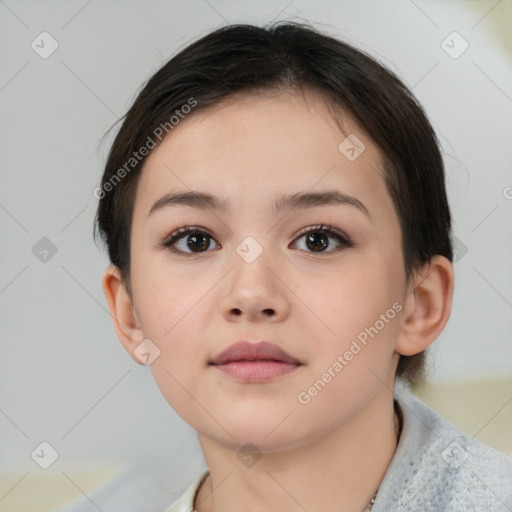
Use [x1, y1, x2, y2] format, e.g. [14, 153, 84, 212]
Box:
[0, 462, 126, 512]
[413, 376, 512, 457]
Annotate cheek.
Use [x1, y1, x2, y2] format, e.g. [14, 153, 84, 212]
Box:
[298, 261, 401, 375]
[131, 281, 209, 405]
[133, 258, 209, 339]
[143, 295, 213, 424]
[303, 264, 394, 331]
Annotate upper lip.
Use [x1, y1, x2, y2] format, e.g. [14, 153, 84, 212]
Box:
[209, 341, 301, 365]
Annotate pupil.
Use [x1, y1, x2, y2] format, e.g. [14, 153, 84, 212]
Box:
[188, 233, 209, 252]
[306, 232, 328, 252]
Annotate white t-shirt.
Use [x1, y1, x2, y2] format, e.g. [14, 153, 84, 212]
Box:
[165, 469, 209, 512]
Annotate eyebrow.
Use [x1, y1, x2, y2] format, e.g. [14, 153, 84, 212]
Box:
[147, 190, 372, 221]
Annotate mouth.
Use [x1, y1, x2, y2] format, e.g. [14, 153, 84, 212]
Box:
[208, 340, 303, 383]
[210, 360, 302, 382]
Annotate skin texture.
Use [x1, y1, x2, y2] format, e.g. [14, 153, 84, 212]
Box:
[102, 89, 454, 512]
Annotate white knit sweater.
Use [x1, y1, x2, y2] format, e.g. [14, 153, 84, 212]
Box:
[57, 381, 512, 512]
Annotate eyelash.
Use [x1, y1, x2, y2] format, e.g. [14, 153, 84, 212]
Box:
[159, 224, 354, 255]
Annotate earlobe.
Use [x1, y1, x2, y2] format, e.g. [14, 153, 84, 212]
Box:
[101, 264, 145, 365]
[395, 255, 454, 356]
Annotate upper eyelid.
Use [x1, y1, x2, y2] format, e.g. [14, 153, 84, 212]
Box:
[164, 224, 346, 240]
[162, 224, 352, 250]
[294, 223, 349, 238]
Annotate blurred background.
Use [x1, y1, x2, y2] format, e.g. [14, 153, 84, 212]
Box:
[1, 0, 511, 510]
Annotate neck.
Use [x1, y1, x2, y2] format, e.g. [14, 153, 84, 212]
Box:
[194, 385, 401, 512]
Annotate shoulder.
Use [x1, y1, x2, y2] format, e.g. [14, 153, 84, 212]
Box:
[373, 381, 512, 512]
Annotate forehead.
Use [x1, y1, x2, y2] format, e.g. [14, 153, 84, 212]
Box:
[134, 89, 393, 223]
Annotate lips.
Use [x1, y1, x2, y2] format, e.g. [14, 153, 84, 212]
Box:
[209, 340, 301, 366]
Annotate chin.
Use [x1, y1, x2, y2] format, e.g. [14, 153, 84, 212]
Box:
[216, 422, 314, 455]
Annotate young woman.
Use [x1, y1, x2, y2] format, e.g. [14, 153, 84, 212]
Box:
[91, 21, 512, 512]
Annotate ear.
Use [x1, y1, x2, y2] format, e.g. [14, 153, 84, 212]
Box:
[102, 264, 145, 365]
[395, 255, 454, 356]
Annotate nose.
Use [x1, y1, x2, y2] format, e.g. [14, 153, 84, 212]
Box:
[220, 245, 290, 323]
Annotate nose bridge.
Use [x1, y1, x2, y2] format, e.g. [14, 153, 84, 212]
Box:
[235, 233, 267, 266]
[231, 232, 278, 289]
[221, 231, 288, 320]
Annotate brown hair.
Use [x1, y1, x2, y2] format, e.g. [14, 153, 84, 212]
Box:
[94, 20, 453, 385]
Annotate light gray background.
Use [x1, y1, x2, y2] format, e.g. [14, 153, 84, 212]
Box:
[1, 0, 511, 486]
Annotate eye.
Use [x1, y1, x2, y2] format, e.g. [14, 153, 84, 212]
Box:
[160, 223, 354, 255]
[160, 225, 220, 254]
[292, 224, 354, 254]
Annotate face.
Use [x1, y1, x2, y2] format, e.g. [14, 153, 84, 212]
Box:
[125, 89, 408, 452]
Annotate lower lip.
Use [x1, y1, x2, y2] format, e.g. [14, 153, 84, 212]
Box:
[211, 361, 301, 382]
